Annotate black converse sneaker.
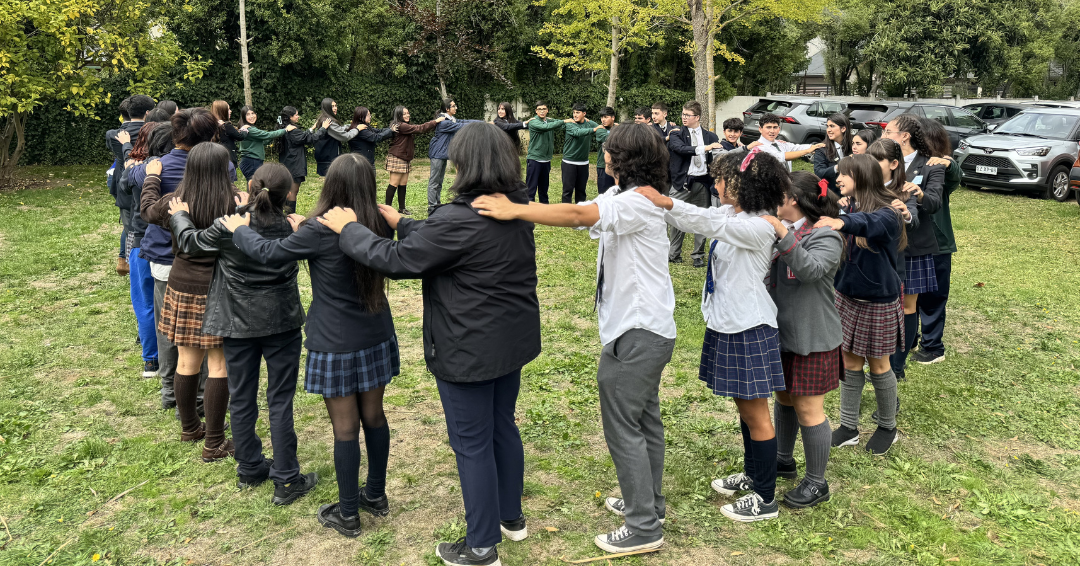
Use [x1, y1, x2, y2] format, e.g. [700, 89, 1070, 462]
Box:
[604, 498, 666, 524]
[721, 492, 779, 522]
[593, 525, 664, 553]
[271, 472, 319, 506]
[911, 349, 944, 364]
[435, 538, 501, 566]
[499, 514, 528, 542]
[865, 426, 899, 456]
[711, 473, 754, 496]
[356, 486, 390, 517]
[831, 425, 860, 447]
[777, 458, 797, 480]
[782, 479, 831, 509]
[237, 458, 274, 489]
[317, 503, 363, 538]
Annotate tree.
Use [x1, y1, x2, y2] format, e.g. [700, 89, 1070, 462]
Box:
[0, 0, 206, 184]
[531, 0, 665, 108]
[239, 0, 253, 108]
[819, 0, 876, 95]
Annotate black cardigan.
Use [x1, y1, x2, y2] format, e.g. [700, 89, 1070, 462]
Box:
[493, 118, 524, 151]
[218, 122, 248, 165]
[347, 127, 395, 165]
[278, 127, 325, 180]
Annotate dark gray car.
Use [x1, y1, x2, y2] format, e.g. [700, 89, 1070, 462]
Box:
[845, 102, 989, 150]
[962, 102, 1025, 127]
[740, 96, 847, 145]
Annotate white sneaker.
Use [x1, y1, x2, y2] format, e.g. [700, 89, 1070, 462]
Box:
[711, 472, 754, 496]
[604, 497, 665, 524]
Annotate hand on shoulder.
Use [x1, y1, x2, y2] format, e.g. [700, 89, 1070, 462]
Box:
[633, 186, 673, 210]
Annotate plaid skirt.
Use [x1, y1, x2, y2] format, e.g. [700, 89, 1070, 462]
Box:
[157, 287, 223, 349]
[781, 348, 841, 396]
[305, 336, 400, 398]
[385, 154, 411, 174]
[699, 325, 785, 400]
[835, 291, 903, 359]
[904, 254, 938, 295]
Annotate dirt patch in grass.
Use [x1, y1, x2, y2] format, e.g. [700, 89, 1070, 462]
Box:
[947, 306, 998, 354]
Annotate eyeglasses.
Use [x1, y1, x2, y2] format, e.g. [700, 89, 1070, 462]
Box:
[884, 129, 899, 135]
[681, 113, 698, 118]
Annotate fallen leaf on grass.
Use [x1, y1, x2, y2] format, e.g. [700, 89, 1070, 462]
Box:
[945, 558, 960, 562]
[545, 527, 558, 532]
[933, 497, 941, 505]
[974, 282, 985, 288]
[731, 551, 744, 556]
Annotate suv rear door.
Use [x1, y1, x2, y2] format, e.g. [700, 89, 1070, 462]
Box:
[845, 103, 891, 130]
[918, 105, 962, 148]
[948, 106, 988, 144]
[741, 99, 793, 143]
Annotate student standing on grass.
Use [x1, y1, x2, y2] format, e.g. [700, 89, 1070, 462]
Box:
[493, 102, 525, 154]
[168, 161, 318, 506]
[594, 106, 617, 194]
[636, 148, 788, 523]
[140, 141, 235, 463]
[210, 100, 247, 174]
[749, 113, 825, 171]
[312, 98, 355, 177]
[236, 105, 287, 182]
[812, 113, 852, 195]
[666, 100, 722, 267]
[226, 154, 399, 537]
[105, 97, 128, 274]
[474, 123, 677, 554]
[428, 97, 481, 214]
[346, 106, 393, 166]
[319, 123, 540, 566]
[815, 154, 906, 456]
[278, 106, 332, 215]
[385, 106, 446, 215]
[760, 171, 844, 509]
[560, 103, 598, 203]
[633, 107, 651, 124]
[109, 94, 155, 276]
[524, 100, 563, 203]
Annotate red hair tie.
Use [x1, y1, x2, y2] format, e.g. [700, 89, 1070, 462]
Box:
[817, 178, 829, 199]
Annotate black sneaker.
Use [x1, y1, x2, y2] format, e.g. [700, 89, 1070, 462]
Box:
[271, 472, 318, 506]
[593, 525, 664, 553]
[357, 486, 390, 518]
[317, 503, 363, 538]
[721, 492, 779, 522]
[865, 427, 899, 456]
[711, 472, 754, 496]
[603, 498, 666, 524]
[782, 479, 831, 509]
[692, 258, 706, 268]
[831, 425, 859, 447]
[435, 538, 501, 566]
[237, 458, 274, 489]
[894, 367, 906, 382]
[911, 349, 945, 364]
[499, 514, 528, 542]
[777, 458, 797, 480]
[142, 359, 159, 378]
[669, 258, 683, 264]
[871, 397, 901, 425]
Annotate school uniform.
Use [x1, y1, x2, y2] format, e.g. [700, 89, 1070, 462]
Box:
[218, 122, 248, 170]
[652, 122, 677, 141]
[918, 159, 961, 358]
[756, 139, 813, 172]
[237, 126, 287, 180]
[107, 120, 145, 259]
[812, 143, 843, 195]
[494, 117, 525, 153]
[315, 120, 357, 176]
[280, 127, 327, 183]
[525, 118, 564, 203]
[561, 119, 598, 203]
[666, 125, 720, 263]
[901, 152, 945, 295]
[428, 115, 480, 213]
[347, 127, 395, 166]
[594, 126, 615, 194]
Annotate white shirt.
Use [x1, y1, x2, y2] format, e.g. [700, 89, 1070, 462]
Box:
[686, 126, 709, 177]
[756, 139, 812, 172]
[149, 261, 172, 282]
[665, 200, 778, 334]
[581, 186, 677, 345]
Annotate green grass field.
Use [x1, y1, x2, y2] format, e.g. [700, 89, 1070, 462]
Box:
[2, 157, 1080, 566]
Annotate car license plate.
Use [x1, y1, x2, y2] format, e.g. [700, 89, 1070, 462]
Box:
[976, 165, 997, 175]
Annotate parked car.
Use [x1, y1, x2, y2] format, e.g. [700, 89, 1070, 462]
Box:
[954, 107, 1080, 201]
[844, 101, 989, 150]
[1070, 155, 1080, 205]
[1021, 100, 1080, 109]
[962, 102, 1026, 127]
[739, 96, 847, 145]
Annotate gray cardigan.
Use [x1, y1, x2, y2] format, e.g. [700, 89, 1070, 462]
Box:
[768, 226, 844, 356]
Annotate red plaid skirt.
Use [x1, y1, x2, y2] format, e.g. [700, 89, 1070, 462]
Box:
[157, 287, 223, 349]
[835, 291, 903, 359]
[781, 347, 841, 396]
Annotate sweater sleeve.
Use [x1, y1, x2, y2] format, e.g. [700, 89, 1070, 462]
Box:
[244, 127, 287, 141]
[494, 119, 524, 133]
[916, 164, 945, 215]
[529, 119, 565, 133]
[564, 120, 595, 139]
[328, 123, 358, 142]
[232, 221, 323, 263]
[140, 174, 166, 225]
[223, 123, 247, 142]
[776, 229, 843, 283]
[839, 207, 902, 245]
[338, 213, 471, 279]
[170, 212, 225, 257]
[397, 120, 440, 135]
[665, 200, 775, 249]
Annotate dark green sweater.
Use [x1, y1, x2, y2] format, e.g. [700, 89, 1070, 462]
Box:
[526, 118, 564, 161]
[931, 160, 960, 254]
[237, 126, 287, 161]
[562, 119, 598, 163]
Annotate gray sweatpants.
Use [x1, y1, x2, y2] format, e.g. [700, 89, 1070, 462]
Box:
[154, 277, 206, 411]
[597, 328, 675, 537]
[427, 157, 449, 215]
[667, 178, 711, 262]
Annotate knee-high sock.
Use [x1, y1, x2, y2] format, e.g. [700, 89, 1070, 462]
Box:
[174, 372, 201, 433]
[334, 439, 362, 517]
[749, 437, 777, 503]
[868, 369, 898, 430]
[774, 403, 798, 465]
[203, 377, 230, 448]
[891, 313, 920, 372]
[839, 369, 866, 430]
[397, 185, 407, 211]
[384, 184, 396, 207]
[740, 419, 755, 477]
[363, 424, 390, 498]
[801, 419, 831, 485]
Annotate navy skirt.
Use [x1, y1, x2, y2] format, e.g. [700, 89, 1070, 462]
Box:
[305, 336, 399, 398]
[904, 254, 937, 295]
[699, 325, 785, 400]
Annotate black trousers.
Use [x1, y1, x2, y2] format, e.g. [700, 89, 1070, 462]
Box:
[917, 253, 952, 356]
[597, 165, 615, 194]
[223, 328, 303, 485]
[561, 162, 590, 203]
[525, 159, 551, 203]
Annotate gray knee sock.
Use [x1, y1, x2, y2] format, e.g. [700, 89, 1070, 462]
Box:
[800, 419, 831, 485]
[868, 369, 898, 430]
[774, 402, 798, 464]
[840, 369, 866, 430]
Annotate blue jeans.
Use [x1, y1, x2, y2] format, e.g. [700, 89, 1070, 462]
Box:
[129, 248, 157, 361]
[238, 157, 263, 182]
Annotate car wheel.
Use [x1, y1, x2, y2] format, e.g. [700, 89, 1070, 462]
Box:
[1047, 165, 1071, 202]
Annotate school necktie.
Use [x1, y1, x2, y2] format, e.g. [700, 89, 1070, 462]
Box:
[705, 239, 718, 294]
[691, 129, 703, 170]
[594, 239, 605, 311]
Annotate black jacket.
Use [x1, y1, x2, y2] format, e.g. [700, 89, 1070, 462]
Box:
[337, 189, 541, 382]
[170, 210, 305, 339]
[279, 127, 326, 180]
[667, 126, 719, 191]
[904, 154, 945, 257]
[493, 118, 524, 152]
[232, 219, 396, 353]
[812, 146, 842, 195]
[347, 127, 395, 166]
[218, 122, 248, 165]
[106, 120, 145, 209]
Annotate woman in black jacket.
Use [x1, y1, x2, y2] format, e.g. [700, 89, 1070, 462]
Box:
[493, 102, 524, 154]
[346, 106, 394, 165]
[211, 100, 247, 173]
[812, 112, 852, 195]
[167, 162, 318, 506]
[319, 123, 539, 566]
[278, 106, 331, 214]
[223, 153, 398, 538]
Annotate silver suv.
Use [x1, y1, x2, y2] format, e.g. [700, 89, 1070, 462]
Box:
[740, 97, 847, 145]
[955, 107, 1080, 201]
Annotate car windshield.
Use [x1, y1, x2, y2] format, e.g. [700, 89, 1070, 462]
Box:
[750, 100, 792, 116]
[846, 105, 888, 124]
[995, 113, 1079, 139]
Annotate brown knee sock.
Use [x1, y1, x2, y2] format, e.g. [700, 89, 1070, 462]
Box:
[384, 185, 396, 206]
[397, 185, 407, 211]
[202, 377, 230, 448]
[174, 372, 202, 433]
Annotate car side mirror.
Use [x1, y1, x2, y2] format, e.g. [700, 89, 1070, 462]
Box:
[987, 124, 998, 132]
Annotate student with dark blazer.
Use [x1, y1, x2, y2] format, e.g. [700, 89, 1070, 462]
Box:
[812, 113, 853, 195]
[108, 94, 156, 275]
[312, 98, 353, 176]
[428, 97, 482, 214]
[666, 100, 722, 267]
[211, 100, 247, 174]
[277, 106, 331, 215]
[346, 106, 394, 166]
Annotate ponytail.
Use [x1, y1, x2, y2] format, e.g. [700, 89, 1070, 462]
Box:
[278, 106, 297, 128]
[788, 171, 840, 225]
[245, 162, 293, 226]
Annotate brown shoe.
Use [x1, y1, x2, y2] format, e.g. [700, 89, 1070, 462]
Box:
[181, 422, 205, 442]
[202, 439, 235, 463]
[116, 257, 130, 276]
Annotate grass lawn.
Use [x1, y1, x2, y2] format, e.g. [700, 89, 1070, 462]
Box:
[2, 156, 1080, 566]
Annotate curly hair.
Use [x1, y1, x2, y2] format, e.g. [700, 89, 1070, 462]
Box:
[605, 123, 670, 192]
[890, 113, 930, 157]
[711, 150, 787, 212]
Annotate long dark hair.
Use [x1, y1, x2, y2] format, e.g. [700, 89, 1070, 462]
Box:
[917, 117, 952, 158]
[824, 113, 853, 161]
[278, 106, 298, 127]
[854, 128, 878, 152]
[305, 153, 389, 312]
[246, 163, 292, 227]
[837, 153, 906, 252]
[147, 123, 174, 158]
[128, 122, 159, 161]
[715, 149, 788, 212]
[173, 142, 236, 229]
[447, 122, 524, 196]
[788, 171, 840, 224]
[604, 123, 670, 192]
[890, 113, 930, 157]
[496, 102, 517, 122]
[348, 106, 371, 131]
[867, 138, 907, 192]
[171, 108, 219, 149]
[238, 105, 257, 127]
[390, 105, 408, 127]
[315, 98, 337, 127]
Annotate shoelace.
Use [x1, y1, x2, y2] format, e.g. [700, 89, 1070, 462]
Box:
[609, 525, 634, 542]
[724, 472, 750, 487]
[733, 493, 763, 513]
[447, 537, 469, 555]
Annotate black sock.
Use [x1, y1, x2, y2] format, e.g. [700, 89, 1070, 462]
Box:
[363, 424, 390, 498]
[334, 439, 362, 517]
[397, 185, 407, 211]
[750, 436, 778, 503]
[891, 312, 919, 372]
[384, 185, 396, 207]
[740, 419, 755, 477]
[202, 377, 230, 449]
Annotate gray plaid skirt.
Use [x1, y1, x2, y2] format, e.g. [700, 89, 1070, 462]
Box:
[304, 336, 400, 398]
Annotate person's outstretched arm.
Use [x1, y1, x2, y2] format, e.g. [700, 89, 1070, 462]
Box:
[472, 193, 598, 228]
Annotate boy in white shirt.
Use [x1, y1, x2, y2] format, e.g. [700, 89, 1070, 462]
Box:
[748, 113, 825, 171]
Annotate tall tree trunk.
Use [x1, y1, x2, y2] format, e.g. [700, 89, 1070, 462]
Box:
[705, 0, 715, 130]
[607, 16, 620, 109]
[0, 112, 27, 185]
[436, 0, 448, 100]
[689, 0, 710, 121]
[238, 0, 253, 108]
